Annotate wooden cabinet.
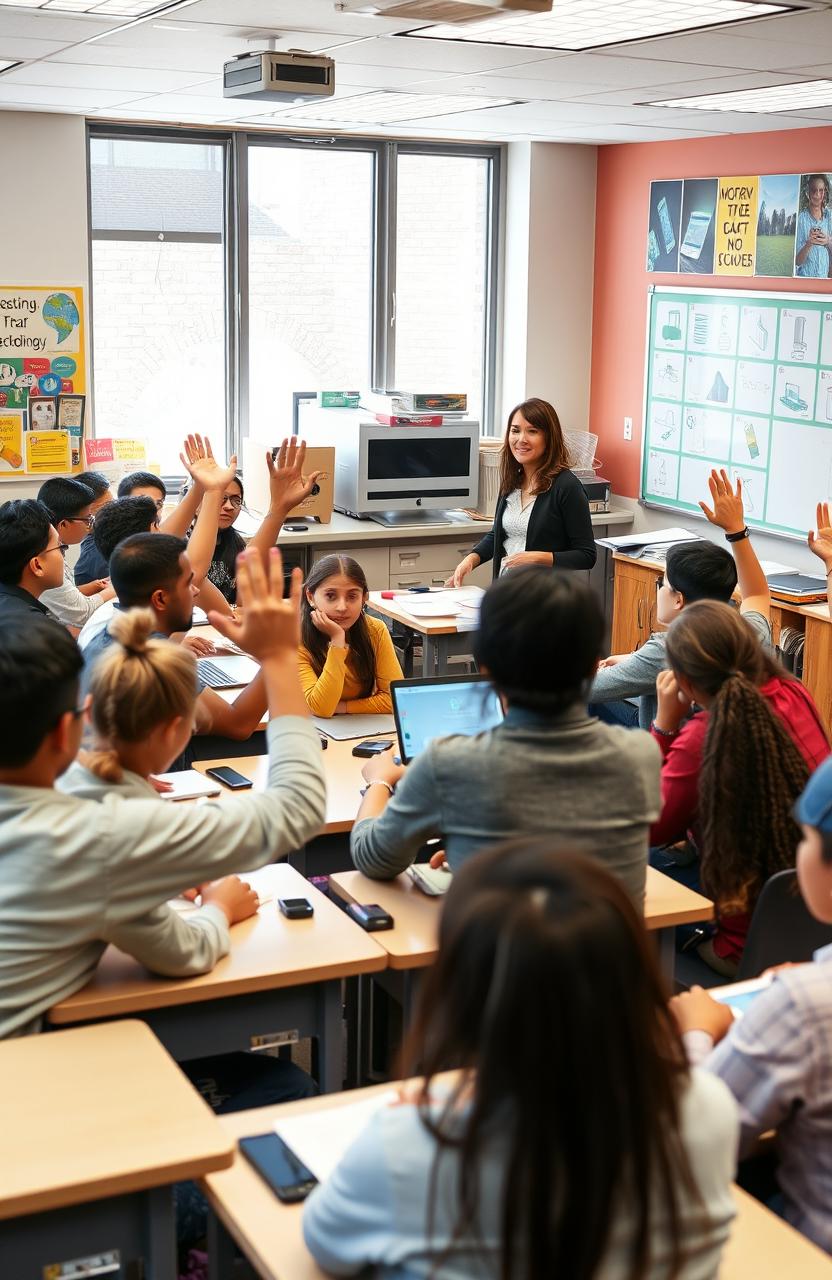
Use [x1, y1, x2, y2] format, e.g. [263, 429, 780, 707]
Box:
[610, 556, 660, 653]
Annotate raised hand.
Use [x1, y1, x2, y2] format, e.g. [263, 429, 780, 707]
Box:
[209, 547, 302, 663]
[266, 439, 322, 514]
[699, 468, 745, 534]
[808, 500, 832, 571]
[179, 433, 238, 493]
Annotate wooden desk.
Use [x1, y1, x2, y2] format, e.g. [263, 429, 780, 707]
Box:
[201, 1089, 832, 1280]
[368, 591, 477, 677]
[0, 1020, 233, 1280]
[47, 866, 387, 1093]
[329, 864, 714, 1001]
[610, 551, 832, 730]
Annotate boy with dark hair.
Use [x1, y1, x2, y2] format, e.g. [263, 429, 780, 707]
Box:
[36, 477, 114, 629]
[0, 499, 66, 622]
[0, 552, 325, 1042]
[83, 533, 267, 745]
[589, 471, 771, 730]
[93, 495, 159, 563]
[673, 755, 832, 1255]
[117, 470, 166, 505]
[73, 470, 113, 587]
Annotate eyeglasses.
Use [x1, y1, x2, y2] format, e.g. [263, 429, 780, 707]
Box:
[42, 542, 69, 557]
[221, 495, 243, 509]
[67, 515, 94, 529]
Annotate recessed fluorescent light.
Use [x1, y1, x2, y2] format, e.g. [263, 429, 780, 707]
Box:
[151, 21, 195, 29]
[0, 59, 21, 72]
[257, 90, 519, 124]
[650, 78, 832, 113]
[0, 0, 190, 14]
[406, 0, 791, 52]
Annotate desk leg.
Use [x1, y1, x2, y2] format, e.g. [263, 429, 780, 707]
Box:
[422, 632, 436, 677]
[207, 1209, 237, 1280]
[317, 979, 344, 1094]
[657, 928, 676, 986]
[144, 1185, 177, 1280]
[433, 635, 451, 677]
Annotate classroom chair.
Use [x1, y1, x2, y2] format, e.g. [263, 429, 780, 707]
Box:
[736, 868, 832, 979]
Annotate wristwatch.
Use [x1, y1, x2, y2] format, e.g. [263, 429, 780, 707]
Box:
[725, 526, 749, 543]
[359, 780, 395, 798]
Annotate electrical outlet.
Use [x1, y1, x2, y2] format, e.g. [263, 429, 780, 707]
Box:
[623, 416, 633, 441]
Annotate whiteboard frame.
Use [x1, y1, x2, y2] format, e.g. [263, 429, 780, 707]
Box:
[640, 283, 832, 544]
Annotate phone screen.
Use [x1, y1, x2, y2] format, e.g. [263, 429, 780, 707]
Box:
[205, 766, 253, 790]
[239, 1133, 318, 1202]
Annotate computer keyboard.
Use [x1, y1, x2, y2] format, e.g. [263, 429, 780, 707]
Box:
[198, 660, 239, 688]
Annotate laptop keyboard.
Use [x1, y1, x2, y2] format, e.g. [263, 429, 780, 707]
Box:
[198, 660, 239, 688]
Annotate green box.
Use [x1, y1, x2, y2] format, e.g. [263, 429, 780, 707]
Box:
[319, 391, 360, 408]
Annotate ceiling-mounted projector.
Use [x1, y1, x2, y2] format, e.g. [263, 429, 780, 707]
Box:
[336, 0, 552, 17]
[223, 50, 335, 102]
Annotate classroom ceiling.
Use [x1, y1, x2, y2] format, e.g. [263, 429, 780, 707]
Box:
[2, 0, 832, 142]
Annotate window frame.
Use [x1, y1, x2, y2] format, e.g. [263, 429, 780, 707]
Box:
[87, 123, 502, 480]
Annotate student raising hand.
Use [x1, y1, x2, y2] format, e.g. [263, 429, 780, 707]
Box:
[180, 433, 239, 493]
[267, 438, 322, 514]
[698, 467, 745, 535]
[808, 501, 832, 573]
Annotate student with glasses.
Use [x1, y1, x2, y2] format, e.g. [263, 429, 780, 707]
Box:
[0, 499, 68, 623]
[34, 477, 116, 632]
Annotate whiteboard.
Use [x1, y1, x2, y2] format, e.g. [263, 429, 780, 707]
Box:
[641, 285, 832, 540]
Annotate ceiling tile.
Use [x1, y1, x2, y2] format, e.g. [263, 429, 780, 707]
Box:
[0, 81, 144, 106]
[0, 59, 213, 90]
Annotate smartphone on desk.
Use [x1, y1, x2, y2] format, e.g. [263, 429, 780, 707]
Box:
[352, 740, 393, 758]
[239, 1132, 318, 1203]
[346, 902, 394, 931]
[204, 765, 253, 790]
[279, 897, 314, 919]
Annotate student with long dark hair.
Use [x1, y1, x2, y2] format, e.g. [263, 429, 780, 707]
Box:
[652, 599, 829, 974]
[299, 553, 403, 716]
[352, 568, 660, 903]
[303, 840, 738, 1278]
[448, 398, 595, 585]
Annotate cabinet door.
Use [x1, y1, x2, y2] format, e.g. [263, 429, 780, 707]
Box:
[611, 561, 658, 653]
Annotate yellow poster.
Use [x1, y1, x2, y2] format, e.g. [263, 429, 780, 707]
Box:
[0, 284, 86, 478]
[113, 438, 147, 462]
[25, 430, 72, 474]
[715, 177, 759, 276]
[0, 410, 24, 472]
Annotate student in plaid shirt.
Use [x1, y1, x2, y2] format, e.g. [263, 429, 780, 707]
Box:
[671, 755, 832, 1254]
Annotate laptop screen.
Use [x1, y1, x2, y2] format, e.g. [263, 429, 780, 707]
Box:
[392, 676, 504, 763]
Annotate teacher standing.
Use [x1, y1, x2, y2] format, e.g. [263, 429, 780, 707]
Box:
[448, 398, 597, 586]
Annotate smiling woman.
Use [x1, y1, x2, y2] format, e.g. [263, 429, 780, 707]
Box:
[448, 398, 597, 584]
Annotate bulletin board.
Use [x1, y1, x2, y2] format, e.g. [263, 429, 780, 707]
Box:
[0, 284, 86, 479]
[642, 285, 832, 541]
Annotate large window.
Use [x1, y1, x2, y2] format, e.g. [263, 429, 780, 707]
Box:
[88, 129, 500, 474]
[89, 136, 228, 474]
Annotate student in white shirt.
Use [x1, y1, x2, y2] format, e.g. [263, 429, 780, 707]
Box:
[303, 839, 738, 1280]
[37, 476, 115, 629]
[0, 547, 325, 1039]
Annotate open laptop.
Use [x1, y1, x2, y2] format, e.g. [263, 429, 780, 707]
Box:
[391, 675, 504, 764]
[197, 654, 260, 689]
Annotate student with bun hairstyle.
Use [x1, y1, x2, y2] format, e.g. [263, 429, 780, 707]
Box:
[652, 599, 829, 975]
[299, 553, 403, 716]
[351, 568, 660, 904]
[448, 398, 596, 585]
[304, 840, 738, 1279]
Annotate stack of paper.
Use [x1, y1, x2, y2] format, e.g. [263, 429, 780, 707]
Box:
[595, 527, 701, 553]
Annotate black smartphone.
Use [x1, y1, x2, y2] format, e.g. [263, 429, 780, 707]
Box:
[346, 902, 394, 931]
[352, 740, 393, 758]
[278, 896, 314, 919]
[204, 765, 253, 790]
[239, 1132, 318, 1203]
[284, 523, 308, 532]
[319, 735, 328, 750]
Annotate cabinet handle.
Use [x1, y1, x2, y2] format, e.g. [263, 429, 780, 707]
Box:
[636, 599, 643, 629]
[648, 603, 655, 633]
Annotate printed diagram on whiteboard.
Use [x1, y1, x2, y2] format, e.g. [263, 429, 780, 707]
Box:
[642, 286, 832, 539]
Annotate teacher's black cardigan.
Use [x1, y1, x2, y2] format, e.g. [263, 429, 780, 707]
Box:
[472, 469, 597, 579]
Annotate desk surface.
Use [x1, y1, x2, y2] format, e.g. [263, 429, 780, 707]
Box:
[0, 1020, 233, 1220]
[203, 1088, 832, 1280]
[328, 865, 713, 971]
[48, 865, 386, 1025]
[368, 591, 472, 635]
[195, 733, 395, 835]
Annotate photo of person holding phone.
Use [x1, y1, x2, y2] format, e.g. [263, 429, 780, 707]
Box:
[795, 173, 832, 278]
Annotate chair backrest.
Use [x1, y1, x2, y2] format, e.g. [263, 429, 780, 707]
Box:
[737, 868, 832, 979]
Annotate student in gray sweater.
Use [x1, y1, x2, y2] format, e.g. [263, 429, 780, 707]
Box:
[0, 548, 325, 1040]
[351, 568, 660, 905]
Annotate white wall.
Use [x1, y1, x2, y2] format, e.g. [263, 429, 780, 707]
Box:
[501, 141, 598, 435]
[0, 111, 89, 502]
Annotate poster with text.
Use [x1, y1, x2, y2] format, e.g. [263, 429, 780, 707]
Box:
[0, 285, 86, 478]
[715, 177, 758, 276]
[25, 429, 71, 474]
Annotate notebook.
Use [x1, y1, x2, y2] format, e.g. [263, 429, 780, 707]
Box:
[156, 769, 222, 801]
[313, 714, 396, 741]
[391, 675, 504, 764]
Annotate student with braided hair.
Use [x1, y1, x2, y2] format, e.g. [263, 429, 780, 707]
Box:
[651, 599, 829, 975]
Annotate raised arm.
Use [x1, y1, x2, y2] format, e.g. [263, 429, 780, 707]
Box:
[248, 439, 322, 565]
[699, 468, 769, 619]
[178, 434, 238, 583]
[159, 437, 205, 537]
[808, 501, 832, 619]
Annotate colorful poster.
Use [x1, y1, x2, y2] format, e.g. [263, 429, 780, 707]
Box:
[0, 410, 24, 472]
[25, 429, 71, 474]
[83, 436, 148, 481]
[647, 180, 683, 273]
[795, 173, 832, 280]
[715, 177, 758, 276]
[679, 178, 718, 276]
[0, 285, 86, 478]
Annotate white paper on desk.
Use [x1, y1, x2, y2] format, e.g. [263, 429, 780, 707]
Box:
[157, 769, 222, 801]
[595, 526, 699, 551]
[313, 714, 396, 741]
[274, 1091, 397, 1182]
[760, 559, 799, 578]
[401, 597, 462, 617]
[170, 865, 279, 913]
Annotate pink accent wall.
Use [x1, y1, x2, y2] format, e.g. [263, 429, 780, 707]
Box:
[589, 126, 832, 498]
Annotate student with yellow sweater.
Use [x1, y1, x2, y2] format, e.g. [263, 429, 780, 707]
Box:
[299, 554, 402, 715]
